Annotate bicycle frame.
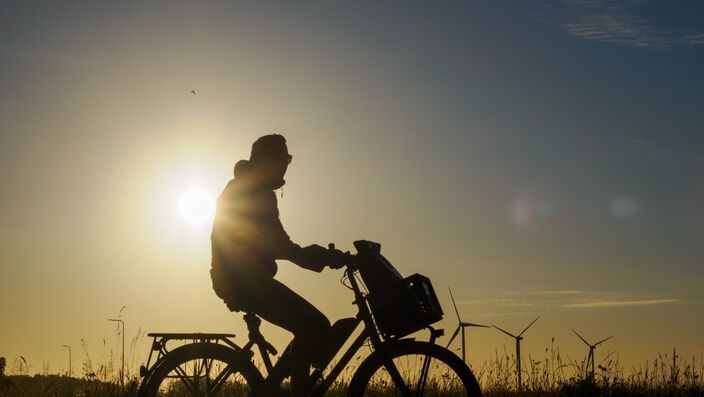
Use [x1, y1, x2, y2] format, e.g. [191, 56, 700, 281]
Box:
[312, 263, 392, 396]
[140, 262, 444, 396]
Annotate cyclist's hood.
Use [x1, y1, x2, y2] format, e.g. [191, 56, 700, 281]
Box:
[233, 159, 285, 191]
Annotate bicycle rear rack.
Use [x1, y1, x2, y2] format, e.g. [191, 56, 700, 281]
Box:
[139, 332, 242, 377]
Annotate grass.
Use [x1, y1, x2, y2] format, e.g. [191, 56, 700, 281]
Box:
[2, 343, 704, 396]
[475, 344, 704, 396]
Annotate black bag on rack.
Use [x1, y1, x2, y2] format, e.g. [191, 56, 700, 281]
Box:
[353, 240, 443, 338]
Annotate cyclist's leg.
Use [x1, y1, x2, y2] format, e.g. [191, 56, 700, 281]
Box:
[246, 278, 331, 397]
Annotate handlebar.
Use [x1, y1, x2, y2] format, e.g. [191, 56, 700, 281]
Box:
[326, 243, 356, 270]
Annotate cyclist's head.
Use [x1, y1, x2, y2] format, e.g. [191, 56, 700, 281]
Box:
[247, 134, 292, 189]
[250, 134, 290, 162]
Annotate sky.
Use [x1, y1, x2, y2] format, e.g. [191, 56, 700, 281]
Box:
[1, 0, 703, 378]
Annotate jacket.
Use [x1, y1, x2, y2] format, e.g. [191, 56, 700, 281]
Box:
[209, 163, 317, 309]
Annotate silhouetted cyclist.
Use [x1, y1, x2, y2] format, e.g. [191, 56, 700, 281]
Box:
[210, 134, 346, 397]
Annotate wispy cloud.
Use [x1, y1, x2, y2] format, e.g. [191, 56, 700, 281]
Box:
[479, 311, 532, 317]
[546, 0, 704, 48]
[525, 290, 617, 296]
[456, 299, 535, 307]
[685, 33, 704, 45]
[566, 298, 679, 308]
[454, 290, 679, 311]
[560, 0, 669, 48]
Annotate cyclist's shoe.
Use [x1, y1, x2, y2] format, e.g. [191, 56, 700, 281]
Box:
[312, 317, 358, 369]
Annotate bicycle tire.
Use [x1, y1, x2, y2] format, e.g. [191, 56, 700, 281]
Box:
[347, 339, 482, 397]
[138, 343, 264, 397]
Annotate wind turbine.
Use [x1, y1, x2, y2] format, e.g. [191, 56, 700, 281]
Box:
[492, 316, 540, 391]
[445, 287, 489, 363]
[572, 329, 613, 380]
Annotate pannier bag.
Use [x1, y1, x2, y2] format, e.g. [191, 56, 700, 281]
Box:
[353, 240, 444, 338]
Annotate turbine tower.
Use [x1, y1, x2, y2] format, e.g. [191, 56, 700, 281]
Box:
[572, 329, 613, 380]
[445, 287, 489, 363]
[492, 316, 540, 391]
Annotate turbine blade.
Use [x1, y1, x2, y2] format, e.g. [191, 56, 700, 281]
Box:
[492, 324, 517, 338]
[518, 316, 540, 337]
[449, 286, 462, 323]
[445, 327, 461, 349]
[464, 322, 490, 328]
[594, 335, 614, 346]
[572, 329, 591, 346]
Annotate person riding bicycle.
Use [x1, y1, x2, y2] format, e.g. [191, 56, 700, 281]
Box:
[210, 134, 347, 397]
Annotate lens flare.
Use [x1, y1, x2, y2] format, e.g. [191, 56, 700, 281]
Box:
[609, 195, 640, 218]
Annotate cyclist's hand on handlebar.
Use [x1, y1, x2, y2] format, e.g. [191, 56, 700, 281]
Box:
[326, 243, 350, 269]
[299, 244, 329, 272]
[327, 250, 348, 269]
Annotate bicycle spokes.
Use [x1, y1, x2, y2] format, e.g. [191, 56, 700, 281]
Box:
[415, 354, 433, 397]
[382, 358, 412, 397]
[367, 353, 468, 397]
[158, 357, 247, 396]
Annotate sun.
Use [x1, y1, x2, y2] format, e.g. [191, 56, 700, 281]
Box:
[177, 187, 215, 227]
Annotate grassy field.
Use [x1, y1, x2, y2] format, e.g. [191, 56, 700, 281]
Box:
[1, 373, 703, 396]
[2, 346, 703, 396]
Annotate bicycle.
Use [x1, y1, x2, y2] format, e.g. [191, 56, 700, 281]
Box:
[137, 241, 482, 396]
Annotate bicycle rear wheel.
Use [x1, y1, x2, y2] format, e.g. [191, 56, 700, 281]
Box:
[348, 340, 482, 397]
[138, 343, 263, 397]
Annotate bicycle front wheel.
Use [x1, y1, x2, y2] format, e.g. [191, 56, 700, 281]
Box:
[348, 340, 482, 397]
[138, 343, 263, 397]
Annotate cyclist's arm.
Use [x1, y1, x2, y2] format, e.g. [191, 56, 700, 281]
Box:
[263, 192, 327, 271]
[268, 217, 328, 272]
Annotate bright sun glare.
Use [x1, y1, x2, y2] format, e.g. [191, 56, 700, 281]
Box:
[178, 187, 215, 227]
